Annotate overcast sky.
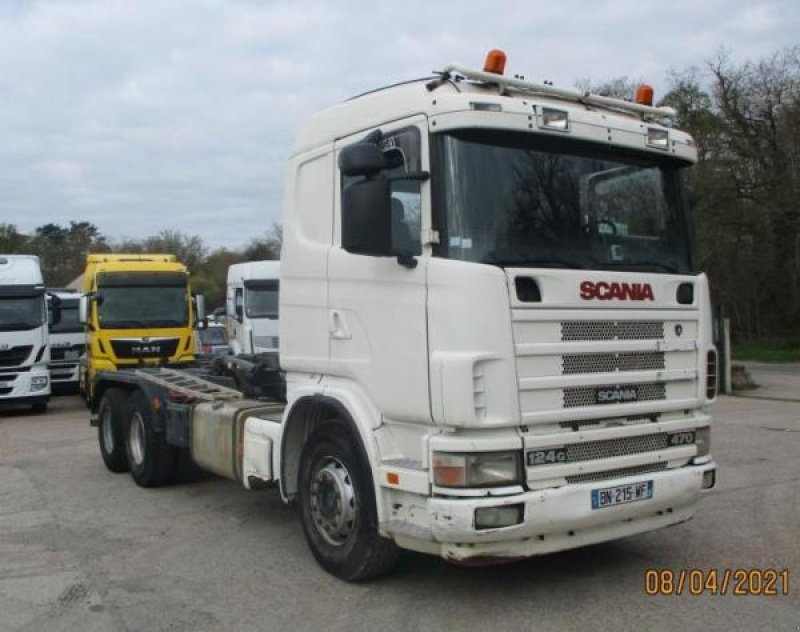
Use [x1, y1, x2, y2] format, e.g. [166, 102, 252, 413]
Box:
[0, 0, 797, 248]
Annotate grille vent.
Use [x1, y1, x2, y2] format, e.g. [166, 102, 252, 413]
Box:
[563, 382, 666, 408]
[565, 462, 668, 484]
[566, 432, 673, 462]
[562, 352, 665, 374]
[0, 345, 33, 367]
[561, 321, 664, 341]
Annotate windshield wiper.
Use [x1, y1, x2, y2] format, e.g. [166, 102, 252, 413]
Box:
[602, 260, 681, 273]
[482, 255, 585, 269]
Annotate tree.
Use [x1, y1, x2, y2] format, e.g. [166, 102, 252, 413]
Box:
[28, 221, 109, 286]
[663, 47, 800, 342]
[0, 224, 27, 252]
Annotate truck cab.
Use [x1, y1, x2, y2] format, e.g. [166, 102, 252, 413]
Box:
[79, 254, 200, 401]
[226, 260, 280, 355]
[0, 255, 52, 412]
[47, 289, 85, 391]
[277, 51, 717, 571]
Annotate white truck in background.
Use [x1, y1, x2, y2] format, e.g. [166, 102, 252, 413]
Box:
[226, 260, 280, 355]
[0, 255, 56, 412]
[87, 51, 718, 581]
[47, 289, 85, 392]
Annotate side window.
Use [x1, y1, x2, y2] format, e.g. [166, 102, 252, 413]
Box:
[342, 126, 422, 256]
[234, 288, 243, 321]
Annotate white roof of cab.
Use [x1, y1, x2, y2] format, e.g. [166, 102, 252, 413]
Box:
[227, 260, 280, 284]
[291, 71, 696, 162]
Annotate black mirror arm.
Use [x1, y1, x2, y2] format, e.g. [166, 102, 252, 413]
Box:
[388, 170, 430, 183]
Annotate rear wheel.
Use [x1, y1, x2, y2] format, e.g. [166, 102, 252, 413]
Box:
[126, 390, 178, 487]
[298, 421, 399, 581]
[97, 389, 130, 472]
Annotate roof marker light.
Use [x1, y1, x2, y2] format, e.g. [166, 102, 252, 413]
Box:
[541, 108, 569, 131]
[635, 84, 654, 106]
[483, 49, 507, 75]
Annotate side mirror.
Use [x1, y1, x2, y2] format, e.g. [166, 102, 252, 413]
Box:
[47, 293, 62, 326]
[195, 294, 206, 322]
[78, 294, 90, 327]
[339, 143, 386, 177]
[342, 177, 393, 256]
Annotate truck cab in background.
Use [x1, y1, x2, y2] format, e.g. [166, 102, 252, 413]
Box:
[226, 260, 280, 355]
[79, 253, 202, 403]
[47, 289, 85, 392]
[0, 255, 54, 412]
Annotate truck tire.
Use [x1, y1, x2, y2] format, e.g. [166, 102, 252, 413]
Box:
[126, 390, 178, 488]
[98, 388, 130, 473]
[31, 402, 48, 414]
[298, 421, 399, 581]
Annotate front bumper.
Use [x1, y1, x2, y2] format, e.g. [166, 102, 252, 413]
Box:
[423, 461, 715, 562]
[0, 366, 51, 402]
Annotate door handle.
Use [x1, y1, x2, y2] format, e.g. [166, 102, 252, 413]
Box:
[329, 310, 352, 340]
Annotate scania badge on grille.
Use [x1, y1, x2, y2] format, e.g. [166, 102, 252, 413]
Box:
[595, 386, 639, 404]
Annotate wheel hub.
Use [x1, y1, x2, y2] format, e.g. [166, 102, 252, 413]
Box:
[309, 458, 357, 546]
[129, 412, 146, 467]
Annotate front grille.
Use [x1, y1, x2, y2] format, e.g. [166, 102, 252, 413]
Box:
[566, 462, 668, 484]
[49, 344, 85, 361]
[0, 387, 12, 395]
[562, 352, 665, 374]
[559, 413, 661, 431]
[0, 345, 33, 367]
[563, 382, 666, 408]
[0, 373, 15, 382]
[561, 321, 664, 341]
[110, 338, 180, 359]
[566, 432, 674, 462]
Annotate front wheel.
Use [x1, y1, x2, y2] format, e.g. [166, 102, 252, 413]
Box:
[298, 421, 398, 581]
[126, 391, 178, 488]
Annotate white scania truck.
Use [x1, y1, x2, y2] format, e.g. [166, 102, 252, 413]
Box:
[88, 52, 717, 581]
[226, 260, 280, 355]
[0, 255, 54, 412]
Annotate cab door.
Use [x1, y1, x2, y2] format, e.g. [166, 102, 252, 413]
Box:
[328, 117, 431, 424]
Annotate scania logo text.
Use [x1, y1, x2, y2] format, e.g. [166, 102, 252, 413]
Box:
[595, 386, 640, 404]
[580, 281, 654, 301]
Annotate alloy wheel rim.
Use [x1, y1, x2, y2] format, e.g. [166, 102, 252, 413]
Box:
[309, 457, 357, 546]
[129, 412, 146, 467]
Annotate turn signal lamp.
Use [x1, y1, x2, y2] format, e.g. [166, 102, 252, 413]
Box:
[635, 84, 655, 106]
[483, 49, 507, 75]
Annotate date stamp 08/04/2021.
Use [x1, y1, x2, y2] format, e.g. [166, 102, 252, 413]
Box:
[644, 568, 790, 597]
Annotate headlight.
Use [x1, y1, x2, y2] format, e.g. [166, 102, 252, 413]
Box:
[695, 427, 711, 457]
[31, 376, 49, 391]
[433, 451, 522, 488]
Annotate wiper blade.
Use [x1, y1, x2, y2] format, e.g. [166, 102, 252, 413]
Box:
[603, 260, 680, 273]
[483, 256, 584, 269]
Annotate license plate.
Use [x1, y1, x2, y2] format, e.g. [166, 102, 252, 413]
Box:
[591, 480, 653, 509]
[65, 350, 80, 361]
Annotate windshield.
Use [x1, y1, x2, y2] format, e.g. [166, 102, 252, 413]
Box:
[434, 130, 694, 273]
[200, 327, 227, 345]
[0, 296, 45, 330]
[245, 282, 279, 319]
[97, 286, 189, 329]
[49, 299, 82, 333]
